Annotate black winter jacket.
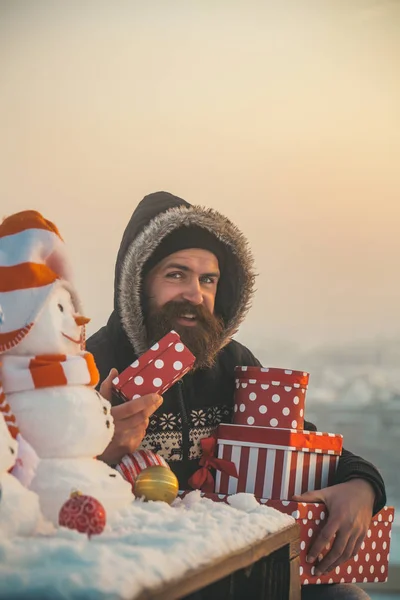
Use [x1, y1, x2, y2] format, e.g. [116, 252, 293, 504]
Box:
[87, 191, 386, 514]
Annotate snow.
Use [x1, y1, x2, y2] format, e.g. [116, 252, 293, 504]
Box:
[0, 414, 43, 537]
[0, 491, 294, 599]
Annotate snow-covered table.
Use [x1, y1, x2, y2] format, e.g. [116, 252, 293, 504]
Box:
[139, 520, 301, 600]
[0, 492, 301, 600]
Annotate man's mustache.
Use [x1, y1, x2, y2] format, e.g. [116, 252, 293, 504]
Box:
[145, 298, 225, 369]
[152, 300, 213, 324]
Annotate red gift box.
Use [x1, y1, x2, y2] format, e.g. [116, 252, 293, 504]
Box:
[112, 331, 195, 401]
[116, 449, 169, 492]
[178, 491, 394, 585]
[260, 501, 394, 585]
[234, 366, 309, 429]
[215, 423, 342, 500]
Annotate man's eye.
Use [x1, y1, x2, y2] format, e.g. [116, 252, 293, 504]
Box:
[58, 303, 64, 313]
[166, 272, 182, 279]
[201, 276, 216, 285]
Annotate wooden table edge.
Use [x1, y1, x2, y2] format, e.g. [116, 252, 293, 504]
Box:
[134, 521, 300, 600]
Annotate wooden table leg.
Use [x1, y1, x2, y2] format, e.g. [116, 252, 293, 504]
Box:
[226, 530, 301, 600]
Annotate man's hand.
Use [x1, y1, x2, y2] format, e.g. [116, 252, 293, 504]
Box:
[292, 479, 375, 576]
[98, 368, 163, 465]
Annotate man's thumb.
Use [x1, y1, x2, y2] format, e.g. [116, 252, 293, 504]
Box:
[108, 368, 119, 382]
[292, 490, 324, 503]
[100, 368, 119, 401]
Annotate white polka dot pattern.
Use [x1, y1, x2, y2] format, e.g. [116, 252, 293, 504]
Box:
[233, 365, 308, 428]
[289, 503, 393, 586]
[112, 331, 195, 402]
[176, 493, 393, 587]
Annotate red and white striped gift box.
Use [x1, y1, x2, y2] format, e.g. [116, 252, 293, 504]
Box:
[215, 424, 342, 500]
[116, 449, 169, 492]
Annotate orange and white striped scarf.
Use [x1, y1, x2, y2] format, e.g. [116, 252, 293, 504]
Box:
[1, 352, 99, 395]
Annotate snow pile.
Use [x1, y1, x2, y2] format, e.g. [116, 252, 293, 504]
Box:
[0, 491, 293, 600]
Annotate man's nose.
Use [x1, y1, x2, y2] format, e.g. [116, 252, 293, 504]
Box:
[181, 280, 203, 305]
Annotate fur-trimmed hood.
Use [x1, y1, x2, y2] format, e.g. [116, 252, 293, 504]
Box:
[115, 191, 256, 355]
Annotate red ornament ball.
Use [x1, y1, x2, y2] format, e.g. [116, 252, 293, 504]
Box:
[59, 491, 106, 537]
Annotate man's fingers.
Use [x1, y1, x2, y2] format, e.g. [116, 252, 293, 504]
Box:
[292, 490, 325, 504]
[306, 520, 339, 564]
[98, 410, 150, 464]
[316, 532, 359, 575]
[117, 413, 150, 430]
[100, 368, 119, 402]
[112, 422, 151, 456]
[352, 533, 366, 559]
[112, 394, 163, 419]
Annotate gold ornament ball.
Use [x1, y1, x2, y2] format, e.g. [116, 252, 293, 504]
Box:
[134, 465, 179, 504]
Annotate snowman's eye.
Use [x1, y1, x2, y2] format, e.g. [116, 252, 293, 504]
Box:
[58, 303, 64, 313]
[9, 446, 15, 455]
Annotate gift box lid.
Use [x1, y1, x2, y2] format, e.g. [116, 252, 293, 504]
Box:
[217, 423, 343, 455]
[112, 330, 195, 397]
[260, 500, 394, 524]
[235, 366, 309, 388]
[178, 491, 394, 527]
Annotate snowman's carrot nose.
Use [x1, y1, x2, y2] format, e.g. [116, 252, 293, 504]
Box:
[74, 315, 90, 326]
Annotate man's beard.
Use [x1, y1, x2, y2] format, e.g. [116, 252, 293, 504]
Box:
[145, 300, 225, 370]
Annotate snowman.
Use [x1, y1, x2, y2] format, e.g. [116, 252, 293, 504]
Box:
[0, 211, 132, 524]
[0, 405, 43, 536]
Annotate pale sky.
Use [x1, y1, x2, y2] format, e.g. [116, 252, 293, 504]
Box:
[1, 0, 399, 356]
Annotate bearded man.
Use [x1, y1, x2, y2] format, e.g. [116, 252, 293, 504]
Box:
[87, 191, 384, 600]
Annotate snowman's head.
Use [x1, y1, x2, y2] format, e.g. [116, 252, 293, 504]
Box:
[0, 412, 18, 473]
[6, 283, 89, 356]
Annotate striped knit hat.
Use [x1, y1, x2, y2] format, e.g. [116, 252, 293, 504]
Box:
[0, 210, 80, 353]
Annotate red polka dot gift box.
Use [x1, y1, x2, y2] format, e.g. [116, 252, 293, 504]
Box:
[178, 491, 395, 586]
[214, 424, 342, 500]
[112, 331, 195, 401]
[270, 501, 394, 586]
[234, 367, 308, 430]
